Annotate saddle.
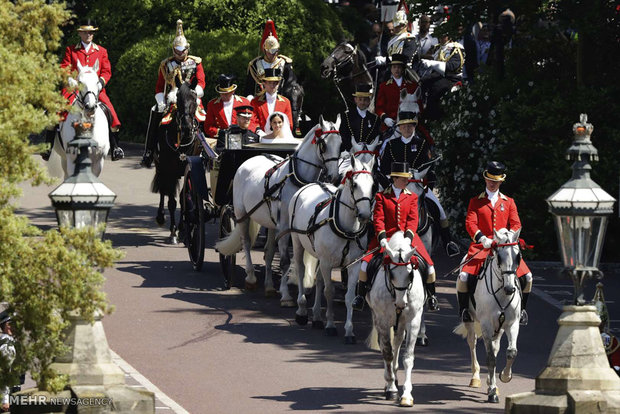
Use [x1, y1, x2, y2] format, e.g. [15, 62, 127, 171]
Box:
[467, 254, 495, 309]
[99, 102, 113, 129]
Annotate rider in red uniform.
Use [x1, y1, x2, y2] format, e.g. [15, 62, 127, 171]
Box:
[204, 74, 252, 145]
[457, 161, 532, 325]
[42, 20, 124, 161]
[250, 68, 293, 135]
[352, 162, 438, 311]
[375, 54, 419, 131]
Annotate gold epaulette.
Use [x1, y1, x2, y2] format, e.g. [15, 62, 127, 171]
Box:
[500, 192, 508, 200]
[386, 79, 393, 85]
[383, 186, 394, 195]
[477, 192, 486, 199]
[188, 55, 202, 64]
[234, 95, 244, 102]
[278, 54, 293, 64]
[403, 188, 412, 195]
[247, 56, 260, 73]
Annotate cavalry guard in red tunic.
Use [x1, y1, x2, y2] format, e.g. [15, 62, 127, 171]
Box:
[352, 162, 438, 311]
[457, 161, 532, 324]
[375, 54, 419, 131]
[141, 19, 206, 167]
[250, 68, 293, 135]
[245, 19, 295, 100]
[204, 74, 253, 147]
[42, 20, 124, 161]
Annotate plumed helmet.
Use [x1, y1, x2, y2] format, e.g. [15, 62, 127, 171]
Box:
[261, 19, 280, 53]
[172, 19, 189, 51]
[392, 10, 408, 28]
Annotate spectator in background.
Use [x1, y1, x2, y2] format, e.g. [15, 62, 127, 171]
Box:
[415, 14, 438, 59]
[0, 311, 20, 413]
[488, 8, 516, 79]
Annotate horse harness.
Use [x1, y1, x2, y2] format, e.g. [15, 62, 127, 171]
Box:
[288, 168, 372, 268]
[235, 129, 340, 225]
[382, 251, 420, 331]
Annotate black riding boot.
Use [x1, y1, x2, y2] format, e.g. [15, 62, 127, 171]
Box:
[110, 130, 124, 161]
[352, 281, 368, 311]
[141, 109, 162, 168]
[520, 292, 529, 326]
[458, 292, 472, 322]
[440, 226, 460, 257]
[426, 282, 439, 311]
[41, 128, 57, 161]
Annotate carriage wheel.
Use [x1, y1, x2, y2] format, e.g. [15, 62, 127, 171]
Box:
[219, 205, 236, 290]
[182, 170, 205, 271]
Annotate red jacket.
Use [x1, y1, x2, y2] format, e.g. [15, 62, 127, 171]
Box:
[250, 94, 293, 133]
[155, 57, 206, 95]
[463, 191, 530, 276]
[363, 187, 433, 266]
[204, 95, 252, 137]
[376, 78, 419, 127]
[60, 42, 120, 128]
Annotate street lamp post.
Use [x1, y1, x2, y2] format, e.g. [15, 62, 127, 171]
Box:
[38, 121, 155, 412]
[545, 113, 616, 305]
[49, 121, 116, 238]
[506, 114, 620, 413]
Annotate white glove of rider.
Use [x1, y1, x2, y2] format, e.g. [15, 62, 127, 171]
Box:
[195, 84, 204, 98]
[246, 94, 254, 101]
[421, 59, 446, 76]
[380, 238, 389, 249]
[67, 77, 78, 88]
[167, 89, 178, 105]
[155, 92, 166, 113]
[375, 55, 387, 66]
[404, 237, 412, 246]
[480, 236, 493, 249]
[384, 117, 395, 128]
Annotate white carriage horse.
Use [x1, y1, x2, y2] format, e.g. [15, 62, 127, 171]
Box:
[215, 116, 342, 302]
[367, 231, 425, 407]
[289, 152, 376, 344]
[51, 60, 109, 178]
[453, 228, 522, 403]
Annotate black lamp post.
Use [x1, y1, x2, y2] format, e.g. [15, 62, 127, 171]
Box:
[546, 113, 615, 305]
[48, 121, 116, 238]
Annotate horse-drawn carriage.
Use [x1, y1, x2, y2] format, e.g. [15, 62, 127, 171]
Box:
[178, 128, 298, 289]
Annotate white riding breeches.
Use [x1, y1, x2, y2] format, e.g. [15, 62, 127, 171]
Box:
[361, 260, 368, 272]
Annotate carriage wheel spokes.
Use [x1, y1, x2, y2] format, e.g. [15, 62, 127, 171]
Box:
[219, 205, 237, 290]
[182, 171, 205, 271]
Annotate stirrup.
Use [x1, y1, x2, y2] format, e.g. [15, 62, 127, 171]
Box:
[519, 309, 528, 326]
[461, 309, 473, 323]
[446, 241, 460, 257]
[111, 147, 125, 161]
[140, 151, 153, 168]
[427, 295, 440, 311]
[352, 295, 365, 311]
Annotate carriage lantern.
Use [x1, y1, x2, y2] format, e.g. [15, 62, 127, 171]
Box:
[49, 121, 116, 238]
[546, 114, 615, 305]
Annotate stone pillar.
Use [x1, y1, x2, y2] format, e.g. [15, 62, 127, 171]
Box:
[506, 306, 620, 413]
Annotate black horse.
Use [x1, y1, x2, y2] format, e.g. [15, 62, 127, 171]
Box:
[321, 42, 374, 110]
[151, 81, 198, 244]
[280, 79, 307, 136]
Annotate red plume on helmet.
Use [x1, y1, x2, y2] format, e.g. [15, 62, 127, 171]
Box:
[260, 19, 278, 51]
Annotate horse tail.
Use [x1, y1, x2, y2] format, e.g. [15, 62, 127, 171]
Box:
[453, 321, 482, 338]
[215, 219, 259, 256]
[150, 170, 160, 194]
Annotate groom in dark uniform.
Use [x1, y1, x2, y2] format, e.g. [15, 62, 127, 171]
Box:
[340, 84, 381, 153]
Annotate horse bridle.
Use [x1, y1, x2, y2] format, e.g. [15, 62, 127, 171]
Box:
[339, 169, 373, 215]
[326, 44, 356, 79]
[384, 252, 417, 299]
[166, 108, 197, 152]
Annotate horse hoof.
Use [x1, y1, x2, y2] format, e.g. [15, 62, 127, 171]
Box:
[385, 390, 398, 401]
[155, 215, 165, 226]
[500, 372, 512, 383]
[244, 281, 257, 291]
[469, 378, 481, 388]
[264, 288, 277, 298]
[167, 236, 178, 245]
[312, 320, 324, 329]
[344, 336, 356, 345]
[295, 314, 308, 326]
[324, 327, 338, 337]
[488, 393, 499, 403]
[280, 300, 296, 308]
[399, 396, 414, 407]
[416, 337, 429, 347]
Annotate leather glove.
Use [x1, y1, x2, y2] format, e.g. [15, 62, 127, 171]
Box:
[375, 55, 387, 66]
[480, 236, 493, 249]
[67, 77, 78, 88]
[384, 117, 395, 128]
[155, 93, 166, 113]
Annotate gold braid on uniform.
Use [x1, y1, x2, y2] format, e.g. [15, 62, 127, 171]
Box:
[389, 140, 407, 165]
[389, 137, 426, 168]
[439, 45, 465, 72]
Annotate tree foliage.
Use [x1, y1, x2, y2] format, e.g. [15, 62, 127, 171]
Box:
[0, 0, 122, 391]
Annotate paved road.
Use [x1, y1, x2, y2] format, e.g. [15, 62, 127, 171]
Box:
[16, 144, 618, 413]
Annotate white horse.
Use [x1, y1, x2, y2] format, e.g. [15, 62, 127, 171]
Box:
[289, 154, 375, 344]
[453, 228, 522, 403]
[215, 116, 342, 303]
[51, 60, 109, 178]
[367, 231, 425, 407]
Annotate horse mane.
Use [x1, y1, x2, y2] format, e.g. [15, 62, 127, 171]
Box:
[176, 82, 196, 114]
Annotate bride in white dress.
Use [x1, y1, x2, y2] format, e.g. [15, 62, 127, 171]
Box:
[259, 112, 300, 144]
